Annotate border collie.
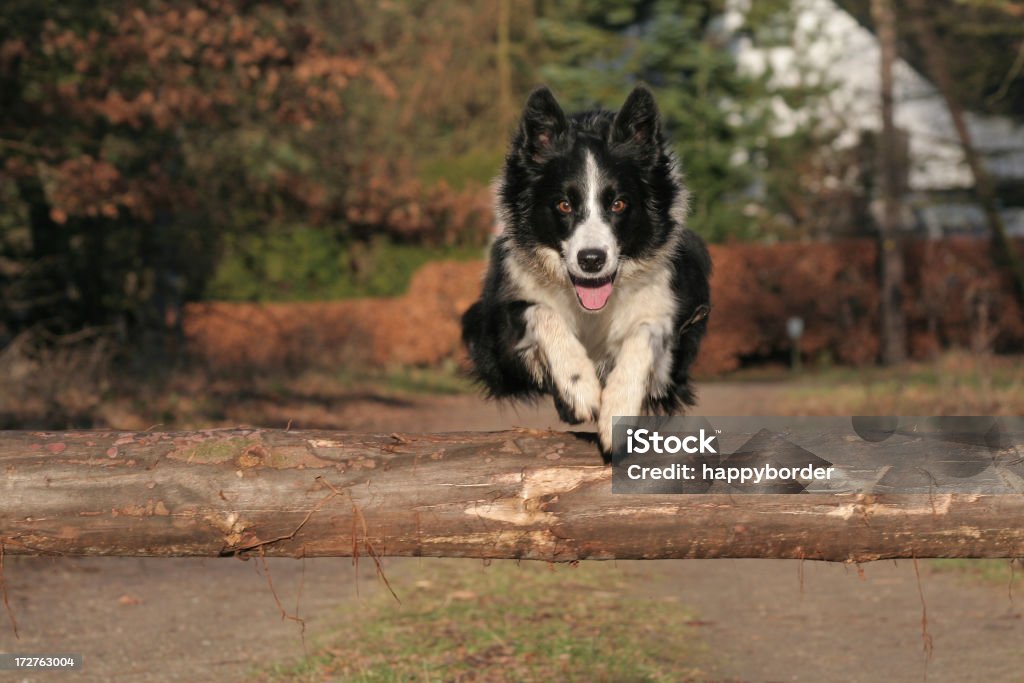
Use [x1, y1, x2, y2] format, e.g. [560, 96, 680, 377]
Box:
[461, 85, 711, 458]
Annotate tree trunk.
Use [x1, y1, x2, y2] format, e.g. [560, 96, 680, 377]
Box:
[905, 0, 1024, 307]
[870, 0, 907, 365]
[1, 429, 1022, 562]
[497, 0, 513, 128]
[15, 176, 72, 333]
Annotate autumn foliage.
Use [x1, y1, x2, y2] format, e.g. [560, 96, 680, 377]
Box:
[183, 238, 1024, 376]
[3, 0, 1023, 371]
[0, 1, 491, 337]
[4, 2, 380, 220]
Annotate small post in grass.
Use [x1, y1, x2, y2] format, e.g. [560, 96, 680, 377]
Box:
[786, 316, 804, 373]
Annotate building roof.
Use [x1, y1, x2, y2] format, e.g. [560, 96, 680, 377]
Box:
[728, 0, 1024, 192]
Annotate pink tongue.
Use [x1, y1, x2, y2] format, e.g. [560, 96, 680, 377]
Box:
[575, 281, 614, 310]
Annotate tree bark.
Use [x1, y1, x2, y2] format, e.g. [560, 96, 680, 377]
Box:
[870, 0, 908, 365]
[905, 0, 1024, 307]
[1, 429, 1022, 562]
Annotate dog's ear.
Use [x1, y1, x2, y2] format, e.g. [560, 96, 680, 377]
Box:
[516, 86, 567, 163]
[611, 84, 661, 156]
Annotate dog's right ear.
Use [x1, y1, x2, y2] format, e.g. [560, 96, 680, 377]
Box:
[515, 86, 567, 164]
[611, 84, 661, 158]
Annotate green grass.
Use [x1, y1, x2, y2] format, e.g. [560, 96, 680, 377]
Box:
[258, 362, 474, 401]
[724, 355, 1020, 389]
[207, 233, 484, 302]
[263, 560, 706, 682]
[366, 362, 477, 395]
[927, 559, 1022, 588]
[752, 351, 1024, 416]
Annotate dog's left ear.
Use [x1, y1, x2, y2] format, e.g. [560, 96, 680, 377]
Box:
[611, 85, 661, 156]
[517, 86, 568, 164]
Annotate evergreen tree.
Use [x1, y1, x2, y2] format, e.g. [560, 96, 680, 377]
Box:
[534, 0, 834, 241]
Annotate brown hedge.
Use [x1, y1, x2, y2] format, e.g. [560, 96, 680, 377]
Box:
[183, 238, 1024, 376]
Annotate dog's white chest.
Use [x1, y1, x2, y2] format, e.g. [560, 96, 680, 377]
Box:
[575, 269, 678, 378]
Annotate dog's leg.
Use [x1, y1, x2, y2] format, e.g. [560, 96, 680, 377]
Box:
[519, 305, 601, 424]
[598, 325, 667, 453]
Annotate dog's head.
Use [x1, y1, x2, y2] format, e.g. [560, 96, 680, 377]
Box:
[498, 85, 688, 312]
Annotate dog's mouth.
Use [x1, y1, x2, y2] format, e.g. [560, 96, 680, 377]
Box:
[570, 272, 617, 311]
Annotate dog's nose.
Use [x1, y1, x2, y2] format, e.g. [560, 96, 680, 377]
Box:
[577, 248, 607, 273]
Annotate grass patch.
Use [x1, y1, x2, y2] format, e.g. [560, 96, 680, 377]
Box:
[927, 559, 1022, 589]
[103, 363, 476, 431]
[337, 362, 476, 397]
[0, 334, 477, 431]
[263, 560, 706, 682]
[766, 351, 1024, 415]
[207, 233, 484, 301]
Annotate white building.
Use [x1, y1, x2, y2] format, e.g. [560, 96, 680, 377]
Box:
[725, 0, 1024, 236]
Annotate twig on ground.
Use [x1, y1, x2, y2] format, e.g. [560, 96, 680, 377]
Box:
[258, 548, 306, 636]
[0, 543, 19, 639]
[912, 556, 934, 679]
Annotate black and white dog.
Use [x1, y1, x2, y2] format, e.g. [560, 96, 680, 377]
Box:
[461, 85, 711, 457]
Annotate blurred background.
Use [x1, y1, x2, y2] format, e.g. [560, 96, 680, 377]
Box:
[2, 1, 1024, 680]
[1, 0, 1023, 430]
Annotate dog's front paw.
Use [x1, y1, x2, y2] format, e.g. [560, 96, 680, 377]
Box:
[551, 369, 601, 425]
[553, 393, 586, 425]
[597, 384, 635, 456]
[597, 414, 615, 456]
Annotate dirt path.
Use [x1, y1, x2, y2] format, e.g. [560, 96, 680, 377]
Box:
[2, 384, 1021, 682]
[646, 559, 1022, 682]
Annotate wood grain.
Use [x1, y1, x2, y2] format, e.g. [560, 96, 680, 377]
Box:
[1, 429, 1022, 561]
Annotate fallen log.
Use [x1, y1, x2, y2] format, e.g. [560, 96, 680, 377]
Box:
[1, 429, 1021, 562]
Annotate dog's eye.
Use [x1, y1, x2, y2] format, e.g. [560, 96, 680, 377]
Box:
[556, 199, 573, 214]
[611, 198, 628, 214]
